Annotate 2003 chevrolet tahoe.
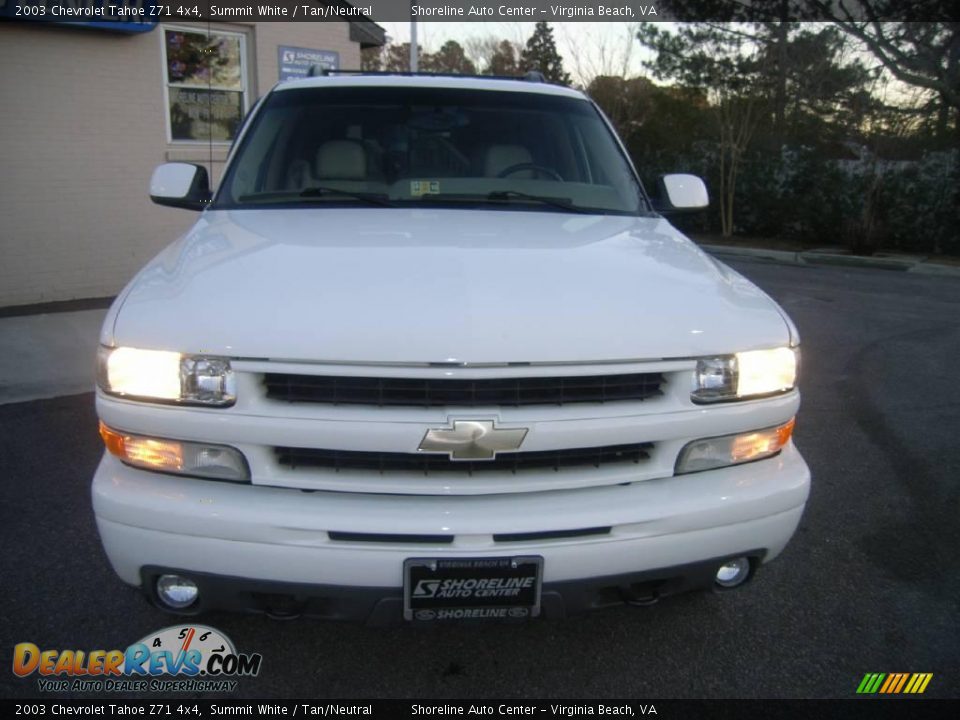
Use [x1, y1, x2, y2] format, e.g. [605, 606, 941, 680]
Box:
[92, 72, 810, 623]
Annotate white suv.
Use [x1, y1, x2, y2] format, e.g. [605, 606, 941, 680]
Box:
[92, 73, 810, 623]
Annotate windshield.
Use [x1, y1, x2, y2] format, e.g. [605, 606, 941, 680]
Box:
[215, 85, 647, 215]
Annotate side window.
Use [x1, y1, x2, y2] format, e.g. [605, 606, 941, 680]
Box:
[163, 26, 248, 143]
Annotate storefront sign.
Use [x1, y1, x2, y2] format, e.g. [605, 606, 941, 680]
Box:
[278, 46, 340, 82]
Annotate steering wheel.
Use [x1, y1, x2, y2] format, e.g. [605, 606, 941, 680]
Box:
[496, 163, 564, 181]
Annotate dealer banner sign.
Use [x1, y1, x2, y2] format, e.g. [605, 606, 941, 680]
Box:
[1, 0, 159, 33]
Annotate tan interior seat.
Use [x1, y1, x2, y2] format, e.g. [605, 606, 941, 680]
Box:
[484, 144, 534, 178]
[315, 140, 367, 180]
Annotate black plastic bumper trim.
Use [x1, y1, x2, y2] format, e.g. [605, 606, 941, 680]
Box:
[139, 550, 766, 625]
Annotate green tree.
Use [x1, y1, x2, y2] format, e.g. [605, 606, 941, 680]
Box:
[421, 40, 476, 75]
[361, 43, 417, 72]
[361, 45, 383, 71]
[638, 22, 768, 236]
[586, 76, 658, 139]
[810, 2, 960, 141]
[368, 43, 427, 73]
[520, 22, 571, 85]
[755, 26, 875, 145]
[486, 40, 522, 76]
[637, 16, 876, 236]
[646, 0, 814, 141]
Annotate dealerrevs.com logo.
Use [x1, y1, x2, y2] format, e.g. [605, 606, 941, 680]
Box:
[12, 625, 262, 693]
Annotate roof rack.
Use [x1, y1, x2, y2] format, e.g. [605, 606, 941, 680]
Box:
[306, 67, 547, 83]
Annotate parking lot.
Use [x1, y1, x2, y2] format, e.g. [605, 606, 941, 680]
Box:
[1, 258, 958, 699]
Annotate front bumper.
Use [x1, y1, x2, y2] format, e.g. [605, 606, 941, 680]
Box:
[92, 443, 810, 623]
[136, 556, 764, 623]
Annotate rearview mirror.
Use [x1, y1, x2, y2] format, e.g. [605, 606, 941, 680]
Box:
[150, 163, 212, 211]
[656, 174, 709, 212]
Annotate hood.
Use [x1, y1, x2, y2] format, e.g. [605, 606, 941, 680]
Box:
[108, 208, 791, 363]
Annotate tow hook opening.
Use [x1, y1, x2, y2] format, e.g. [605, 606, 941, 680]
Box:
[253, 593, 305, 620]
[619, 581, 663, 607]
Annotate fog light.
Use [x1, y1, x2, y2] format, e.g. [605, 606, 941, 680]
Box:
[715, 557, 751, 588]
[156, 575, 199, 609]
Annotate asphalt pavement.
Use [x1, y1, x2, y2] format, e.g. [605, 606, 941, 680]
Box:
[1, 258, 958, 699]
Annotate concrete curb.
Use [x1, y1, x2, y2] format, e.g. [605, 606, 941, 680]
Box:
[701, 244, 960, 277]
[700, 244, 805, 265]
[908, 263, 960, 277]
[800, 252, 915, 271]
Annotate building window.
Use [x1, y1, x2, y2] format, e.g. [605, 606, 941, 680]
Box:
[163, 26, 247, 143]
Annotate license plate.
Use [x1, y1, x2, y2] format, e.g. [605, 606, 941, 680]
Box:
[403, 556, 543, 622]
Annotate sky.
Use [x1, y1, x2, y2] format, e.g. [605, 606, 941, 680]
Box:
[377, 21, 656, 86]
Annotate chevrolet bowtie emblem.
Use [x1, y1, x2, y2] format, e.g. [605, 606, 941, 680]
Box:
[418, 420, 528, 460]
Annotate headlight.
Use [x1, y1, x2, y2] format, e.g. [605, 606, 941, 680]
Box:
[692, 347, 797, 403]
[97, 346, 235, 407]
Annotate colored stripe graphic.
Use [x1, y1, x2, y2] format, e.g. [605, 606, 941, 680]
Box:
[880, 673, 907, 693]
[892, 673, 910, 693]
[856, 673, 883, 693]
[857, 673, 932, 694]
[904, 673, 934, 694]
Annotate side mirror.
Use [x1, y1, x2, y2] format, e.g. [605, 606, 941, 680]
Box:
[655, 173, 709, 212]
[150, 163, 212, 210]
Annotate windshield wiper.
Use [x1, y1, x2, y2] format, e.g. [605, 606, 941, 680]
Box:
[485, 190, 587, 214]
[237, 187, 394, 207]
[299, 186, 395, 207]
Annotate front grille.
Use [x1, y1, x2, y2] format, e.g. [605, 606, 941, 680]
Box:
[263, 372, 664, 407]
[274, 442, 653, 475]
